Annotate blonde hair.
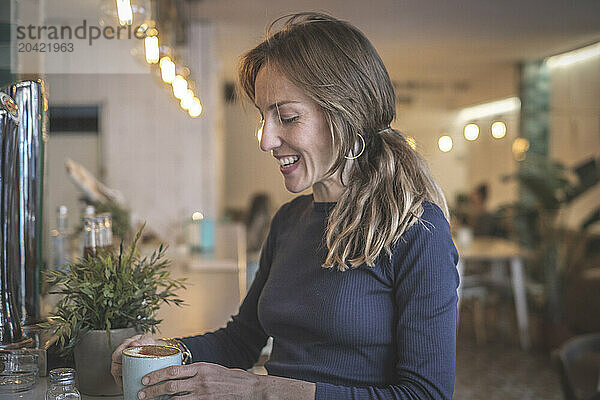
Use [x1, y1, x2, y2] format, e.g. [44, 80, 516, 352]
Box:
[239, 12, 448, 270]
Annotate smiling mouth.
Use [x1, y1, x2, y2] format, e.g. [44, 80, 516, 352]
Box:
[278, 155, 300, 169]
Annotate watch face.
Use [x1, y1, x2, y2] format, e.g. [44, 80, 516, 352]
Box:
[0, 92, 19, 122]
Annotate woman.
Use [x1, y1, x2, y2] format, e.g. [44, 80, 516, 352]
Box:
[112, 12, 459, 400]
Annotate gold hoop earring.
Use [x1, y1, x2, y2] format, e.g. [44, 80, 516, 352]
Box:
[344, 133, 365, 160]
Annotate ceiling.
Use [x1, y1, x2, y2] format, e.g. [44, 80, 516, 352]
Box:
[189, 0, 600, 107]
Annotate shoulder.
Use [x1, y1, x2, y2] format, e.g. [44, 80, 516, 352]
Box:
[418, 201, 451, 234]
[394, 201, 451, 244]
[390, 201, 458, 280]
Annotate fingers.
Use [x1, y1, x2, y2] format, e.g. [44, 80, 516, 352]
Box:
[138, 363, 255, 400]
[110, 361, 123, 388]
[143, 364, 198, 386]
[138, 372, 198, 400]
[171, 395, 195, 400]
[111, 334, 144, 364]
[112, 334, 164, 364]
[111, 334, 162, 388]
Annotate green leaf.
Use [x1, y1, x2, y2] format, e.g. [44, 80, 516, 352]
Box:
[43, 223, 186, 354]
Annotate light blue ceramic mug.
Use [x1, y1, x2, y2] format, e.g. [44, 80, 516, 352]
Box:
[122, 345, 182, 400]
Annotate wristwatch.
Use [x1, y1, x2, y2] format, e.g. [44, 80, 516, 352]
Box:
[161, 337, 192, 365]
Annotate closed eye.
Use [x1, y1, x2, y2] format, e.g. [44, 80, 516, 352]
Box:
[281, 116, 299, 124]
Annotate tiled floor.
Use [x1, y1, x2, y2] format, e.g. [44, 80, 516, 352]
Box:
[455, 301, 564, 400]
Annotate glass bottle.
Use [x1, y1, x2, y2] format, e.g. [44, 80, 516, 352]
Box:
[99, 213, 113, 250]
[46, 368, 81, 400]
[96, 216, 106, 250]
[78, 205, 96, 257]
[83, 217, 98, 259]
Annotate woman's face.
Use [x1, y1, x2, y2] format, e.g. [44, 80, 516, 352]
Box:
[254, 65, 344, 201]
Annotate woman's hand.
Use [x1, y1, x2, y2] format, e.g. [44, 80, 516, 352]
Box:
[137, 362, 264, 400]
[110, 334, 167, 388]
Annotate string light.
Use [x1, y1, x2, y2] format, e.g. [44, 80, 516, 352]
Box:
[159, 57, 175, 83]
[512, 137, 530, 161]
[491, 121, 507, 139]
[192, 212, 204, 221]
[144, 36, 159, 64]
[438, 135, 453, 152]
[189, 97, 203, 118]
[116, 0, 133, 25]
[180, 89, 195, 110]
[172, 75, 188, 99]
[464, 123, 480, 141]
[130, 17, 203, 117]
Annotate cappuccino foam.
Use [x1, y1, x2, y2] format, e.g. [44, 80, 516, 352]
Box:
[124, 345, 179, 358]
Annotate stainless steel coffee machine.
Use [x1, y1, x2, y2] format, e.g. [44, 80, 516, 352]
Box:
[0, 80, 47, 349]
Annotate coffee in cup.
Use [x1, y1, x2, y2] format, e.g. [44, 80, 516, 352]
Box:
[122, 345, 182, 400]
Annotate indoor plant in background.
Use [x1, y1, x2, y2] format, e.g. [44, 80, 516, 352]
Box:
[44, 226, 186, 396]
[504, 156, 600, 348]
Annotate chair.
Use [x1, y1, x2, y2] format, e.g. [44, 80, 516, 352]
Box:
[457, 258, 499, 345]
[457, 275, 489, 344]
[555, 333, 600, 400]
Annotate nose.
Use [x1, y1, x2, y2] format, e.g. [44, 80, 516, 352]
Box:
[258, 120, 282, 152]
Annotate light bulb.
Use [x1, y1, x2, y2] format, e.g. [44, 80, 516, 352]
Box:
[464, 123, 479, 141]
[180, 89, 195, 110]
[144, 36, 159, 64]
[438, 135, 453, 152]
[491, 121, 507, 139]
[100, 0, 150, 27]
[116, 0, 133, 25]
[172, 75, 187, 99]
[160, 57, 175, 83]
[512, 137, 530, 161]
[192, 212, 204, 221]
[189, 98, 203, 118]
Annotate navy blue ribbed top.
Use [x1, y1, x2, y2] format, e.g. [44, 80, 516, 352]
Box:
[180, 195, 459, 399]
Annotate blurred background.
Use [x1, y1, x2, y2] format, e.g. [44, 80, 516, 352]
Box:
[1, 0, 599, 398]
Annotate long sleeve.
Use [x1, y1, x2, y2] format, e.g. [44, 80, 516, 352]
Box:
[177, 212, 279, 369]
[314, 206, 459, 399]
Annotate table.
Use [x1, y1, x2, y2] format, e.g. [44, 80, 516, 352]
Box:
[456, 237, 532, 350]
[1, 251, 246, 399]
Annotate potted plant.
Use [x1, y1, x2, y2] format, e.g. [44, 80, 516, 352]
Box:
[504, 156, 600, 347]
[44, 226, 186, 396]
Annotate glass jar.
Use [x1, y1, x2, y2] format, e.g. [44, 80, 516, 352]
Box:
[46, 368, 81, 400]
[83, 217, 98, 259]
[0, 349, 39, 392]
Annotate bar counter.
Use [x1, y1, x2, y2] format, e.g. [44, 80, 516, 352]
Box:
[0, 378, 121, 400]
[1, 248, 246, 399]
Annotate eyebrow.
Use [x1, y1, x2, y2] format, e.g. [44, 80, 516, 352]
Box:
[255, 100, 301, 113]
